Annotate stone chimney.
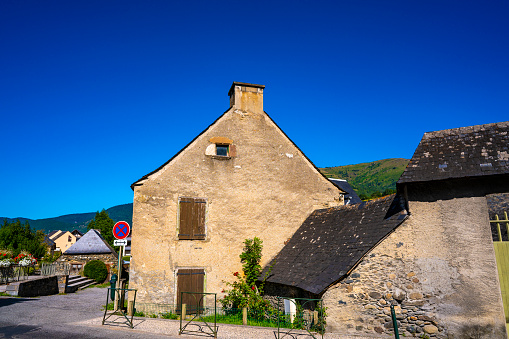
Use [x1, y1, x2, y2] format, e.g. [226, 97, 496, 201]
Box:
[228, 82, 265, 114]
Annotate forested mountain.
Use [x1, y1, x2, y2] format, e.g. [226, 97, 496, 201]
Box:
[319, 158, 409, 198]
[0, 203, 133, 234]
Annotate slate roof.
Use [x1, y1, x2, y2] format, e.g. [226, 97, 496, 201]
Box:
[71, 229, 83, 237]
[328, 178, 362, 205]
[48, 230, 63, 240]
[398, 121, 509, 184]
[43, 235, 55, 248]
[262, 194, 408, 295]
[64, 229, 116, 255]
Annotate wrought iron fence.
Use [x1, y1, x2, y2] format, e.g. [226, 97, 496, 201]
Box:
[102, 287, 137, 329]
[0, 265, 32, 284]
[133, 297, 327, 337]
[276, 297, 326, 339]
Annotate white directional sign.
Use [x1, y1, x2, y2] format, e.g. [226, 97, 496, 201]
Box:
[114, 239, 128, 246]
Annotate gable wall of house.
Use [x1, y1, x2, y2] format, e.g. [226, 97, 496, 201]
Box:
[51, 231, 77, 253]
[129, 87, 343, 306]
[322, 181, 506, 338]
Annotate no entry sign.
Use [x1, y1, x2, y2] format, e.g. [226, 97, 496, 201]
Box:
[113, 221, 130, 240]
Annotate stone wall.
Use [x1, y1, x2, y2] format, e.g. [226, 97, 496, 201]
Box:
[60, 253, 118, 275]
[129, 87, 343, 307]
[323, 188, 506, 338]
[17, 276, 59, 297]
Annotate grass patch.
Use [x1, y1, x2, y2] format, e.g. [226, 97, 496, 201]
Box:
[161, 312, 179, 320]
[199, 313, 291, 328]
[90, 282, 109, 288]
[102, 301, 128, 311]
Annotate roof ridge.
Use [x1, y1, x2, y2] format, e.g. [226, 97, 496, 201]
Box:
[423, 121, 509, 139]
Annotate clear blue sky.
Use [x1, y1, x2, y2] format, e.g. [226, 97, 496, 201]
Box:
[1, 0, 508, 219]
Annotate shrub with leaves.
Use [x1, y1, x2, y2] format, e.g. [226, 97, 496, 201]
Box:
[221, 237, 272, 313]
[84, 260, 108, 283]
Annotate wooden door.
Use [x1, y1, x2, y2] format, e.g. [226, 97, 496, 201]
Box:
[176, 268, 205, 313]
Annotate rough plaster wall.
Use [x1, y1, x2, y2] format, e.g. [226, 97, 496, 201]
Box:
[323, 195, 506, 338]
[130, 108, 342, 306]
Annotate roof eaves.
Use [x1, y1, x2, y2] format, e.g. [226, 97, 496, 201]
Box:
[130, 106, 233, 190]
[263, 110, 347, 195]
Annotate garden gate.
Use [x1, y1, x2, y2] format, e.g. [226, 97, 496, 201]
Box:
[492, 211, 509, 323]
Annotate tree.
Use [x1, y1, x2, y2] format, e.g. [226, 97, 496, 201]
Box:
[240, 237, 263, 287]
[0, 219, 47, 258]
[87, 210, 115, 247]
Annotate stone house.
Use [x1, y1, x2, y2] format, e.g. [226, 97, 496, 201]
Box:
[263, 121, 509, 338]
[128, 82, 345, 310]
[61, 229, 118, 275]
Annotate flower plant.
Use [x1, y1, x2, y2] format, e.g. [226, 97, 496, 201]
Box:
[14, 253, 37, 267]
[221, 238, 273, 313]
[0, 250, 14, 267]
[0, 258, 13, 267]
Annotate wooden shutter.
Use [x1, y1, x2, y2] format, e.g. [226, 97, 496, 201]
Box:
[176, 269, 205, 314]
[178, 199, 193, 240]
[179, 198, 206, 240]
[193, 199, 206, 240]
[229, 144, 236, 157]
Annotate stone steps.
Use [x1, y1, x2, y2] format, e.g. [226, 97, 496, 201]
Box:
[4, 282, 21, 296]
[65, 275, 96, 293]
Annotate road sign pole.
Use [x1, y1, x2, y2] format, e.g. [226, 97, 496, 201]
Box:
[112, 221, 130, 296]
[117, 245, 122, 282]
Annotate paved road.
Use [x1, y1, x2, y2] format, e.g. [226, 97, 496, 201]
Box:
[0, 287, 178, 339]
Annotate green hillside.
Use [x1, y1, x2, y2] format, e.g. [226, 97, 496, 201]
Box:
[319, 158, 409, 198]
[1, 203, 133, 234]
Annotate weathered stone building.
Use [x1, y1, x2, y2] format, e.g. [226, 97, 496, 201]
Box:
[129, 82, 345, 309]
[61, 229, 118, 274]
[263, 121, 509, 338]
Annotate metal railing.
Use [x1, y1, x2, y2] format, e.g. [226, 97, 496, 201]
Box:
[0, 265, 32, 284]
[179, 292, 217, 338]
[102, 287, 137, 329]
[40, 262, 70, 276]
[491, 211, 509, 242]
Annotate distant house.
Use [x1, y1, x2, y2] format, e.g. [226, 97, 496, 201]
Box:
[43, 235, 56, 256]
[129, 82, 345, 311]
[71, 229, 83, 239]
[263, 121, 509, 338]
[61, 229, 117, 274]
[328, 178, 362, 204]
[48, 230, 78, 253]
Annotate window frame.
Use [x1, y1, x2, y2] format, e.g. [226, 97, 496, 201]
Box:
[215, 144, 229, 157]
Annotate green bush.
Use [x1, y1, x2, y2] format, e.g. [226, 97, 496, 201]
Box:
[84, 260, 108, 283]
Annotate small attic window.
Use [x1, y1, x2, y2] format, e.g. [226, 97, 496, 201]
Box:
[216, 145, 229, 156]
[206, 137, 236, 159]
